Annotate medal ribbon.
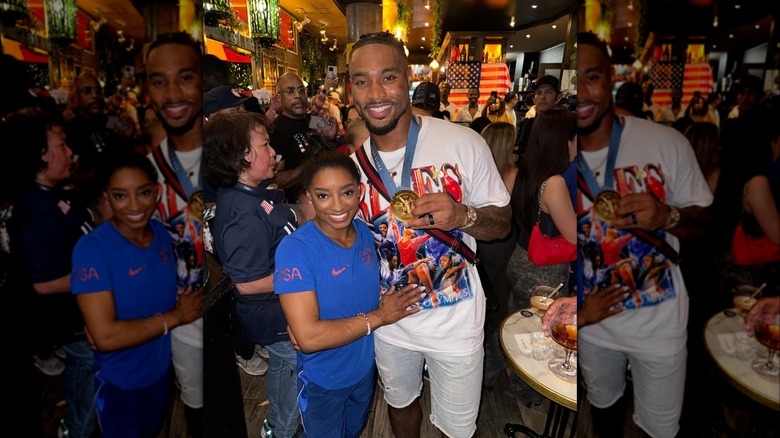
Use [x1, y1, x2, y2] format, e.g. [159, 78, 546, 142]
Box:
[167, 144, 203, 197]
[369, 116, 419, 196]
[576, 118, 622, 195]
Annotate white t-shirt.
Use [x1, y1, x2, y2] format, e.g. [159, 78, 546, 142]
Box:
[455, 105, 482, 123]
[578, 116, 712, 355]
[352, 115, 510, 355]
[148, 138, 204, 348]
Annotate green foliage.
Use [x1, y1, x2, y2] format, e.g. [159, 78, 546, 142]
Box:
[395, 0, 411, 42]
[429, 0, 443, 59]
[299, 30, 337, 88]
[230, 63, 253, 89]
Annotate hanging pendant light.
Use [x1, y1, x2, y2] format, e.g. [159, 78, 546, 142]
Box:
[248, 0, 280, 48]
[44, 0, 77, 45]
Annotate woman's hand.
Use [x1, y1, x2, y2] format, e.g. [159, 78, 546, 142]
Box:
[375, 283, 425, 325]
[173, 285, 204, 326]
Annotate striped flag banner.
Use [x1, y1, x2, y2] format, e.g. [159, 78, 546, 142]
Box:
[448, 62, 512, 108]
[651, 63, 715, 108]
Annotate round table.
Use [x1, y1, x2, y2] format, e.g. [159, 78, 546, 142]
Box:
[500, 309, 577, 437]
[703, 310, 779, 411]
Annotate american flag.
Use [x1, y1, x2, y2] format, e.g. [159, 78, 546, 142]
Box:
[650, 63, 715, 108]
[448, 62, 512, 108]
[261, 200, 274, 215]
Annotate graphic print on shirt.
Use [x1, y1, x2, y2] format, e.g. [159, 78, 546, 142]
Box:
[577, 162, 675, 310]
[361, 162, 472, 310]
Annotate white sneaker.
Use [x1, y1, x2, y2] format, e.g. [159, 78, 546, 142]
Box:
[236, 352, 268, 376]
[256, 345, 270, 359]
[259, 419, 274, 438]
[33, 354, 65, 376]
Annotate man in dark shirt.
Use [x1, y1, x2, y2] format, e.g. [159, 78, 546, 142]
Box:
[66, 73, 134, 207]
[270, 72, 337, 192]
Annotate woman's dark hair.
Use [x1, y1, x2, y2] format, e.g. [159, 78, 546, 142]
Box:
[511, 108, 575, 233]
[1, 108, 65, 184]
[204, 111, 274, 188]
[299, 149, 360, 191]
[97, 149, 158, 191]
[469, 116, 491, 134]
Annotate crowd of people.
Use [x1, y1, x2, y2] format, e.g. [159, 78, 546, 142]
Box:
[1, 32, 205, 438]
[3, 23, 777, 438]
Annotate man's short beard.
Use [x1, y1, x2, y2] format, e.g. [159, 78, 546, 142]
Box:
[159, 111, 201, 137]
[365, 106, 407, 136]
[577, 110, 608, 136]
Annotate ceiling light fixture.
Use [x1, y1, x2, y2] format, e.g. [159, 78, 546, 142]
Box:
[509, 45, 513, 48]
[421, 36, 426, 41]
[116, 29, 125, 44]
[430, 59, 439, 70]
[91, 9, 107, 32]
[729, 34, 733, 38]
[330, 38, 338, 51]
[531, 4, 537, 9]
[734, 4, 740, 9]
[526, 34, 530, 38]
[424, 0, 430, 10]
[424, 22, 429, 27]
[510, 16, 515, 27]
[713, 16, 718, 27]
[552, 24, 557, 29]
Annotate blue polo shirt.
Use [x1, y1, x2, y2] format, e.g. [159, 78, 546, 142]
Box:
[274, 219, 380, 390]
[213, 183, 297, 346]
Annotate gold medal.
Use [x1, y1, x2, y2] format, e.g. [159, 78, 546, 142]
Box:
[390, 190, 419, 222]
[594, 190, 622, 221]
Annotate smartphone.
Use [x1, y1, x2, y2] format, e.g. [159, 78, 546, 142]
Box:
[309, 114, 332, 130]
[327, 65, 337, 79]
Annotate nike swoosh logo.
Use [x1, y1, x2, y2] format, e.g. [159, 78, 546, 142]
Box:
[129, 266, 144, 277]
[332, 265, 348, 276]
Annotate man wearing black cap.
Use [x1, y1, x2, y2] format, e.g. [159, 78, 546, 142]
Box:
[516, 74, 562, 159]
[411, 81, 444, 119]
[204, 85, 254, 119]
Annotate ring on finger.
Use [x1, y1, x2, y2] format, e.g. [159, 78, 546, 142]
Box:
[427, 213, 435, 226]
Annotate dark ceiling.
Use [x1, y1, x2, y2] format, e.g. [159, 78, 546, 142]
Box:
[336, 0, 576, 64]
[606, 0, 776, 63]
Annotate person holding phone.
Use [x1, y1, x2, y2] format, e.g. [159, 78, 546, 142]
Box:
[270, 72, 339, 196]
[481, 91, 511, 124]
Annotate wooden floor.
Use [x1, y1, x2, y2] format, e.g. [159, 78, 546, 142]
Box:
[238, 364, 571, 438]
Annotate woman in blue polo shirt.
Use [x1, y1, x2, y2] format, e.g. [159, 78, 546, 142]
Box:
[71, 151, 202, 437]
[274, 150, 424, 437]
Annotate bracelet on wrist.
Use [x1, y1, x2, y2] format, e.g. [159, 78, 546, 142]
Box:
[357, 312, 371, 336]
[155, 312, 169, 336]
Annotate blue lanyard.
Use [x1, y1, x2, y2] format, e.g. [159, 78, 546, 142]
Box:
[369, 117, 419, 195]
[576, 118, 622, 195]
[167, 144, 202, 197]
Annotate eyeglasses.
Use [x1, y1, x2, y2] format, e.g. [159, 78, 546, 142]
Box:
[280, 86, 307, 96]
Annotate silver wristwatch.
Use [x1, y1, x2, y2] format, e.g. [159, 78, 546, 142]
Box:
[461, 205, 477, 229]
[663, 205, 680, 229]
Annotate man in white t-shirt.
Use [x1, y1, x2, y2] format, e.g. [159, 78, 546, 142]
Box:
[349, 31, 511, 438]
[577, 32, 712, 438]
[145, 32, 205, 437]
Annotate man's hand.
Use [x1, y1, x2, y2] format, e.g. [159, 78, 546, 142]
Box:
[541, 296, 577, 334]
[324, 75, 338, 90]
[745, 296, 780, 336]
[609, 192, 668, 231]
[405, 193, 466, 231]
[580, 284, 628, 327]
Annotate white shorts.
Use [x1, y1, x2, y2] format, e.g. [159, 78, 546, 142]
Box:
[579, 337, 686, 438]
[374, 338, 483, 438]
[171, 338, 203, 408]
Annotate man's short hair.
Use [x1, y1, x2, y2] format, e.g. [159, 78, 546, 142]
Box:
[350, 31, 407, 64]
[577, 32, 611, 66]
[146, 32, 201, 63]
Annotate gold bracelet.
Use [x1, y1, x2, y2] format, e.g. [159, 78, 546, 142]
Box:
[357, 312, 371, 336]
